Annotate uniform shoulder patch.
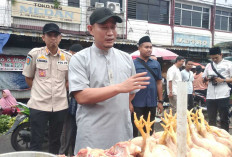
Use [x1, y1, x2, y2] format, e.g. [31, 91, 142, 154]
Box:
[26, 55, 32, 65]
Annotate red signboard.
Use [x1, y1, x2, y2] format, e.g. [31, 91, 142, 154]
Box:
[0, 55, 26, 71]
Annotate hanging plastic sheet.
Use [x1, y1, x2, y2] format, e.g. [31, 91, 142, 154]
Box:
[0, 33, 10, 53]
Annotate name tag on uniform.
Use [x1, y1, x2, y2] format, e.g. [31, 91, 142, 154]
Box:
[39, 69, 46, 77]
[37, 59, 48, 63]
[58, 61, 68, 65]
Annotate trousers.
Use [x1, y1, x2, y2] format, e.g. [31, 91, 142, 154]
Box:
[206, 97, 230, 132]
[30, 108, 67, 154]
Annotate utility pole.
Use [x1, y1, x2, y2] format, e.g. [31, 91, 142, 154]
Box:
[211, 0, 216, 47]
[170, 0, 175, 46]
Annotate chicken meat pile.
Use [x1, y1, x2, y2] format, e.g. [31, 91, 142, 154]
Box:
[60, 109, 232, 157]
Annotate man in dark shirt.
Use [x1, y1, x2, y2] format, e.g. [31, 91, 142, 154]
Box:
[131, 36, 163, 137]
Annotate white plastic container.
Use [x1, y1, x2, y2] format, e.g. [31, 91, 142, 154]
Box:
[0, 151, 57, 157]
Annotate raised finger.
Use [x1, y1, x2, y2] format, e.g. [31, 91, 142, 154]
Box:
[132, 72, 148, 78]
[134, 81, 150, 86]
[134, 76, 150, 82]
[134, 85, 148, 90]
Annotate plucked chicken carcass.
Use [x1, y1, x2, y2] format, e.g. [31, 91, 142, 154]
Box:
[75, 109, 232, 157]
[76, 141, 141, 157]
[76, 147, 106, 157]
[188, 110, 231, 157]
[105, 141, 141, 156]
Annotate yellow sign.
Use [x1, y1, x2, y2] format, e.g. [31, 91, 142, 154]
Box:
[12, 0, 81, 24]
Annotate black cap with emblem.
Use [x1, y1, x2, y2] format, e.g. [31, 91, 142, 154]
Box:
[89, 7, 122, 25]
[43, 23, 60, 34]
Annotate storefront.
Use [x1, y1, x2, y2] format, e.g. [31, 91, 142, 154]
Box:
[170, 33, 210, 63]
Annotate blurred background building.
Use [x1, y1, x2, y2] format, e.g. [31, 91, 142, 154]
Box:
[0, 0, 231, 99]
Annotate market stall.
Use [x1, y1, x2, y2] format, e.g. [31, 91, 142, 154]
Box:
[130, 47, 178, 61]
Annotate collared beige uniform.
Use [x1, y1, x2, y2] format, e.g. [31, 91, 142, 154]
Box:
[23, 47, 72, 112]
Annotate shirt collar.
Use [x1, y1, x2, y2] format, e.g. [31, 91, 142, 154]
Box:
[45, 47, 61, 56]
[92, 43, 113, 56]
[174, 64, 180, 69]
[137, 57, 152, 62]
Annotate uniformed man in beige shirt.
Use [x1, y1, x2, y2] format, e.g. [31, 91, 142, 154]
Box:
[22, 23, 72, 154]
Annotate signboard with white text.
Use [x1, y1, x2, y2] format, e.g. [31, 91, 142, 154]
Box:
[12, 0, 81, 24]
[174, 33, 210, 48]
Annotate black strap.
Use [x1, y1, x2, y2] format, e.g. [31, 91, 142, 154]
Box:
[210, 62, 232, 89]
[136, 58, 157, 80]
[210, 62, 225, 79]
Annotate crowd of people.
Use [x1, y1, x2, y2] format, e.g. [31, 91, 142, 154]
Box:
[1, 7, 232, 156]
[166, 47, 232, 132]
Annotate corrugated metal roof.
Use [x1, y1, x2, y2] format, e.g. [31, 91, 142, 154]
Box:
[161, 46, 210, 52]
[0, 28, 137, 45]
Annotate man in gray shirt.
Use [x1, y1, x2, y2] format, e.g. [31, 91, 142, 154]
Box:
[68, 8, 150, 154]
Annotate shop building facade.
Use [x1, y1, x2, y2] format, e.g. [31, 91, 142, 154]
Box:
[126, 0, 232, 63]
[0, 0, 128, 98]
[0, 0, 232, 98]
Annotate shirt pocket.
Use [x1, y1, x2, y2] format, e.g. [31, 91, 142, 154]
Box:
[36, 62, 49, 79]
[150, 65, 160, 79]
[57, 64, 68, 81]
[136, 64, 146, 73]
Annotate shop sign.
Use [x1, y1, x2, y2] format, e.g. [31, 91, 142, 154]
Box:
[0, 56, 26, 71]
[174, 33, 210, 48]
[12, 0, 81, 24]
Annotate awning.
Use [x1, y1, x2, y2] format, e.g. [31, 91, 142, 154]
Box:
[0, 28, 137, 45]
[192, 62, 205, 69]
[2, 47, 31, 56]
[160, 46, 210, 53]
[224, 56, 232, 61]
[130, 47, 178, 60]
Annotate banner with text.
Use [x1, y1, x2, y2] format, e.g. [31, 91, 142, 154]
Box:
[0, 55, 26, 71]
[12, 0, 81, 24]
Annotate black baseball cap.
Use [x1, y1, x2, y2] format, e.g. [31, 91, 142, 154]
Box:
[69, 44, 83, 53]
[43, 23, 60, 34]
[90, 7, 122, 25]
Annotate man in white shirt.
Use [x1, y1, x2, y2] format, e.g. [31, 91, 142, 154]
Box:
[181, 59, 194, 110]
[166, 56, 185, 113]
[203, 47, 232, 132]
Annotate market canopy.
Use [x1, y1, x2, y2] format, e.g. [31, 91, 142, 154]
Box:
[192, 62, 205, 69]
[130, 47, 178, 60]
[215, 41, 232, 51]
[224, 56, 232, 62]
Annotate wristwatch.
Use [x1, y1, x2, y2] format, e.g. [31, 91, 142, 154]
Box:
[224, 79, 226, 83]
[158, 100, 163, 104]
